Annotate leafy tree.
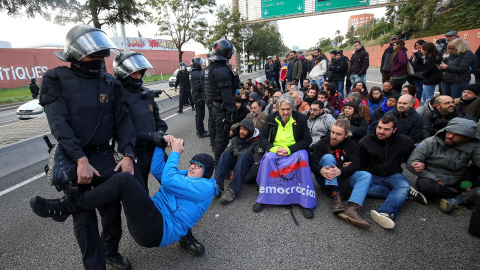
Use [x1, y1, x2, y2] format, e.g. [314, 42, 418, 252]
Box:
[0, 0, 69, 19]
[53, 0, 150, 29]
[150, 0, 215, 63]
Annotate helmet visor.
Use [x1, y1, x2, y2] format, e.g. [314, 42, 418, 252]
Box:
[115, 54, 155, 79]
[67, 30, 119, 61]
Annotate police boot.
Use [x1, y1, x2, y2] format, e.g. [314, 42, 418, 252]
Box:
[106, 253, 132, 270]
[198, 131, 209, 138]
[179, 232, 205, 256]
[29, 196, 71, 222]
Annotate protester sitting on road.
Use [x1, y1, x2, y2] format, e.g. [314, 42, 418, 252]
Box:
[317, 90, 337, 117]
[304, 87, 318, 106]
[265, 90, 282, 115]
[382, 80, 395, 99]
[253, 94, 315, 218]
[231, 101, 267, 137]
[337, 101, 367, 142]
[367, 86, 387, 116]
[215, 118, 264, 204]
[293, 90, 310, 113]
[353, 81, 369, 97]
[307, 101, 335, 146]
[422, 95, 458, 140]
[455, 84, 479, 117]
[407, 118, 480, 213]
[464, 98, 480, 136]
[384, 94, 424, 143]
[310, 119, 372, 228]
[345, 91, 370, 124]
[326, 83, 344, 115]
[371, 95, 399, 123]
[401, 85, 420, 109]
[416, 95, 438, 119]
[30, 137, 218, 257]
[359, 116, 427, 229]
[233, 96, 250, 129]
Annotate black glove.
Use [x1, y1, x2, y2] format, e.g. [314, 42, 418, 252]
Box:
[149, 131, 167, 148]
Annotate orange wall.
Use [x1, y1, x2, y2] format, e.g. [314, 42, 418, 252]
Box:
[0, 49, 195, 89]
[342, 28, 480, 68]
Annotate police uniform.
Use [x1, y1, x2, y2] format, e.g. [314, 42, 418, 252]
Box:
[175, 69, 194, 112]
[39, 25, 135, 270]
[204, 61, 237, 162]
[201, 68, 216, 149]
[124, 85, 167, 190]
[190, 64, 207, 136]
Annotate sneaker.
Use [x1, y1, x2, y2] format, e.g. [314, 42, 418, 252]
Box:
[302, 207, 314, 219]
[407, 186, 428, 205]
[215, 185, 223, 199]
[219, 188, 236, 204]
[179, 233, 205, 256]
[253, 203, 264, 212]
[106, 253, 131, 270]
[439, 198, 463, 213]
[29, 196, 71, 222]
[370, 210, 395, 229]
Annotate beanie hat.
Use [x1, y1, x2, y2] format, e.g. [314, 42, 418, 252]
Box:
[465, 84, 480, 96]
[344, 100, 359, 109]
[191, 153, 214, 179]
[388, 94, 401, 101]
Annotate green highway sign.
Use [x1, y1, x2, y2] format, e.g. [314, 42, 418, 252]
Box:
[261, 0, 305, 19]
[315, 0, 370, 12]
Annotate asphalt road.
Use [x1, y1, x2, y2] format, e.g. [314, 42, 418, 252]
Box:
[0, 69, 478, 270]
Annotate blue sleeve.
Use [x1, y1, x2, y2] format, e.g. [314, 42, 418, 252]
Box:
[161, 151, 213, 202]
[150, 147, 166, 184]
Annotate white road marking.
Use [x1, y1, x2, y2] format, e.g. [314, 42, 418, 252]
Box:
[0, 173, 43, 197]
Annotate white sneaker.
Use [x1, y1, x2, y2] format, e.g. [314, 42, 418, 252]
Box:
[370, 210, 395, 229]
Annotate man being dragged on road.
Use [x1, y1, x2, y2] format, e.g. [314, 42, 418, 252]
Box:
[253, 94, 316, 218]
[30, 137, 218, 259]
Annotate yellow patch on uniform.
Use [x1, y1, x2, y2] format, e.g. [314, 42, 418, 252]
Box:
[149, 104, 153, 112]
[99, 94, 108, 103]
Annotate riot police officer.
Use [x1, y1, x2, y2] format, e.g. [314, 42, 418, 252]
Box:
[39, 25, 135, 270]
[204, 39, 239, 164]
[189, 57, 209, 138]
[29, 78, 40, 99]
[202, 53, 216, 151]
[113, 51, 169, 191]
[175, 62, 194, 113]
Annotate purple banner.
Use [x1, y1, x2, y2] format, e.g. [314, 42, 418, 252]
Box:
[256, 150, 317, 209]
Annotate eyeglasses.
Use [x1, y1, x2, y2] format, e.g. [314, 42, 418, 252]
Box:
[190, 161, 203, 169]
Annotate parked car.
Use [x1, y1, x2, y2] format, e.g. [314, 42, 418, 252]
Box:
[16, 99, 45, 120]
[168, 67, 191, 87]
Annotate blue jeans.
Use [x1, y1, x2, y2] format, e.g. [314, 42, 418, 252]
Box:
[310, 78, 324, 87]
[315, 154, 372, 206]
[422, 84, 436, 102]
[350, 74, 367, 89]
[441, 80, 470, 99]
[214, 152, 254, 194]
[366, 173, 410, 218]
[335, 80, 345, 99]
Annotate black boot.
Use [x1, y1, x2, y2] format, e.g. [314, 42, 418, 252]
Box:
[179, 232, 205, 256]
[198, 131, 209, 138]
[106, 253, 132, 270]
[29, 196, 71, 222]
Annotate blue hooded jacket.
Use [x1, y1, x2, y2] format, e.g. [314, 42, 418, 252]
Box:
[150, 147, 218, 247]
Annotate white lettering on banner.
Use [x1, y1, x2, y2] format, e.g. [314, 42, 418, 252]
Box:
[0, 66, 48, 81]
[259, 185, 316, 199]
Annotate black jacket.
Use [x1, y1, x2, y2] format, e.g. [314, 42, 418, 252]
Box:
[175, 70, 191, 90]
[422, 107, 459, 140]
[329, 56, 348, 81]
[422, 55, 442, 85]
[385, 107, 423, 143]
[359, 125, 415, 177]
[310, 135, 361, 194]
[260, 110, 312, 154]
[338, 113, 367, 142]
[350, 46, 369, 76]
[443, 50, 478, 84]
[233, 103, 249, 124]
[380, 45, 394, 73]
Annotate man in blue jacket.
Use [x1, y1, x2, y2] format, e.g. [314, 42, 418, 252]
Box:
[30, 137, 218, 261]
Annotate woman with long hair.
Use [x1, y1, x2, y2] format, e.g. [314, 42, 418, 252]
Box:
[391, 40, 408, 94]
[337, 101, 367, 142]
[438, 38, 477, 99]
[367, 86, 387, 115]
[421, 42, 443, 102]
[354, 81, 369, 97]
[408, 39, 426, 101]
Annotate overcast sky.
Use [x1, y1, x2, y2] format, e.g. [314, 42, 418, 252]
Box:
[0, 1, 386, 53]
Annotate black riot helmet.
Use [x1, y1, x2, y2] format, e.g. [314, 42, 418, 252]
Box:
[209, 39, 236, 61]
[113, 51, 155, 79]
[54, 25, 119, 62]
[191, 57, 204, 69]
[179, 62, 187, 71]
[30, 78, 37, 83]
